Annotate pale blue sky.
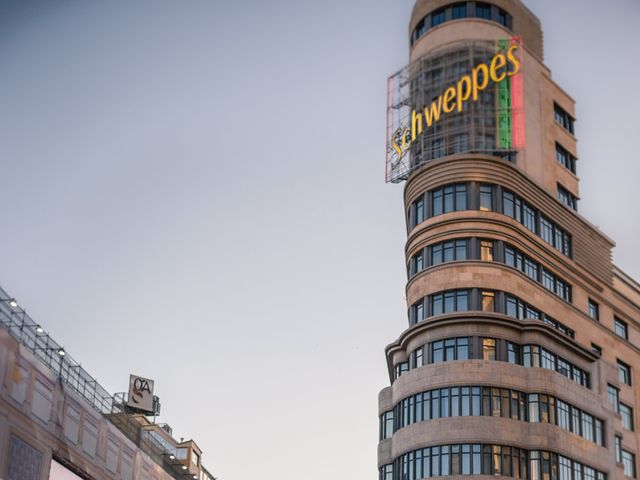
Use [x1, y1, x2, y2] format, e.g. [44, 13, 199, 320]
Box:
[0, 1, 638, 479]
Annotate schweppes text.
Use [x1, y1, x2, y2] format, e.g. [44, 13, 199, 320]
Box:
[392, 44, 521, 159]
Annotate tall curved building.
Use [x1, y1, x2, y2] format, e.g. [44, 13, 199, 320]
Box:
[379, 1, 640, 479]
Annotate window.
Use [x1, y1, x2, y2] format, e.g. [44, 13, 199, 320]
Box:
[395, 362, 409, 379]
[479, 184, 493, 211]
[481, 291, 495, 312]
[591, 343, 602, 355]
[502, 189, 572, 257]
[431, 337, 469, 363]
[452, 3, 467, 19]
[557, 184, 578, 210]
[455, 239, 468, 260]
[191, 450, 200, 467]
[380, 411, 394, 440]
[482, 338, 496, 361]
[411, 300, 425, 324]
[525, 258, 539, 281]
[480, 240, 494, 261]
[432, 183, 467, 216]
[557, 400, 570, 430]
[430, 290, 469, 316]
[430, 239, 468, 265]
[621, 403, 634, 431]
[582, 413, 594, 442]
[475, 2, 492, 19]
[541, 349, 556, 370]
[431, 8, 445, 27]
[615, 317, 629, 339]
[540, 215, 553, 244]
[507, 342, 520, 364]
[622, 450, 636, 478]
[588, 299, 599, 321]
[411, 195, 426, 226]
[503, 191, 515, 217]
[523, 202, 536, 232]
[554, 103, 575, 134]
[616, 436, 623, 462]
[452, 132, 469, 153]
[411, 249, 424, 276]
[608, 384, 620, 412]
[379, 464, 393, 480]
[555, 142, 577, 173]
[618, 360, 632, 386]
[497, 8, 508, 26]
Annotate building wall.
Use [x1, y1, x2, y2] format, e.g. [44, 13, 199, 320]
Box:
[0, 328, 172, 480]
[379, 1, 640, 479]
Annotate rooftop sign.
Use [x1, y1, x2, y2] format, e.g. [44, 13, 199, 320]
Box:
[385, 38, 525, 183]
[126, 374, 156, 415]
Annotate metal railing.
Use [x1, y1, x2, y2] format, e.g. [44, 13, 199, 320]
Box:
[0, 285, 216, 479]
[0, 287, 116, 414]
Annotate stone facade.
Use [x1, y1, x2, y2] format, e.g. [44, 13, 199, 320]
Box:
[378, 1, 640, 479]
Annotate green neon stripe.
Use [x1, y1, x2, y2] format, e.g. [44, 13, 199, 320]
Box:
[497, 39, 512, 149]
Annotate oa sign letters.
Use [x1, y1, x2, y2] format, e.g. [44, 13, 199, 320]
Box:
[126, 374, 155, 415]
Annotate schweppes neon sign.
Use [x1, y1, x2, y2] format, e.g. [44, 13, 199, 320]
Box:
[391, 44, 521, 159]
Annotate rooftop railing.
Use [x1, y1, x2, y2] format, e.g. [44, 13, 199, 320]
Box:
[0, 285, 216, 480]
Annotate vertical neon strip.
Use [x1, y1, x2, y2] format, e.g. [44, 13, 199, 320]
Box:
[510, 36, 526, 149]
[497, 39, 512, 149]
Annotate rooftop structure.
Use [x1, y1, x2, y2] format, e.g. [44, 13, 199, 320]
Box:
[0, 284, 216, 480]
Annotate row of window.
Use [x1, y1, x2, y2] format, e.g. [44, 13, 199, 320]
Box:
[506, 343, 590, 388]
[394, 336, 590, 389]
[608, 384, 635, 431]
[380, 385, 604, 446]
[588, 299, 631, 341]
[408, 183, 572, 257]
[408, 237, 573, 304]
[506, 245, 573, 302]
[409, 288, 574, 337]
[503, 189, 572, 256]
[411, 2, 512, 46]
[380, 444, 605, 480]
